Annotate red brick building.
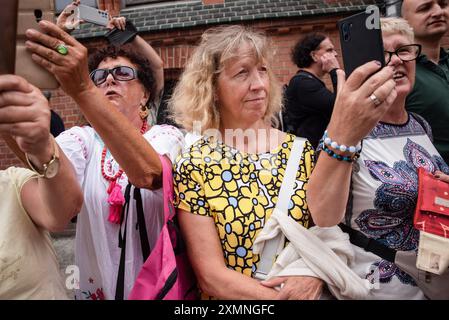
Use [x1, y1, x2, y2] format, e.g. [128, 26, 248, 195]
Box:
[0, 0, 421, 169]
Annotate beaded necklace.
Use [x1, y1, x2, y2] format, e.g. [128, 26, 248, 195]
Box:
[103, 120, 148, 224]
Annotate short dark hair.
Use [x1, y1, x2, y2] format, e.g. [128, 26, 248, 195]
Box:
[291, 33, 327, 68]
[88, 44, 156, 103]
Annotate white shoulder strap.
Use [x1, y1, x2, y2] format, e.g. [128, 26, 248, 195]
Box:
[254, 137, 306, 280]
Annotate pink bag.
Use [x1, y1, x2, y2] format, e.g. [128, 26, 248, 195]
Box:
[127, 155, 198, 300]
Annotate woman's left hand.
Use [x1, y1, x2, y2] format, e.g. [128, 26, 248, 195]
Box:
[261, 276, 323, 300]
[107, 16, 126, 30]
[24, 20, 94, 98]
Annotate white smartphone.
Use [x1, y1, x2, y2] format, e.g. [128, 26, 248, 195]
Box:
[77, 4, 109, 27]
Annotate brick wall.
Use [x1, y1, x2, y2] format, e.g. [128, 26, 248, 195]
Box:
[2, 14, 449, 169]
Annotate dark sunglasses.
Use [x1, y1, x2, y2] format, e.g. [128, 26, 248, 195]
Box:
[384, 44, 422, 65]
[89, 66, 138, 86]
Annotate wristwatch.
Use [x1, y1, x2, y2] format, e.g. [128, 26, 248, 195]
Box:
[25, 135, 60, 179]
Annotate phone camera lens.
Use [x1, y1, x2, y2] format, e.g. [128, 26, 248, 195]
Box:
[34, 9, 43, 22]
[342, 22, 351, 41]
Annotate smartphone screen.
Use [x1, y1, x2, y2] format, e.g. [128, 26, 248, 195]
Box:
[0, 0, 18, 75]
[338, 11, 385, 76]
[16, 0, 59, 89]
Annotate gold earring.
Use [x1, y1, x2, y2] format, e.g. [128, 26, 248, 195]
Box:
[139, 104, 149, 120]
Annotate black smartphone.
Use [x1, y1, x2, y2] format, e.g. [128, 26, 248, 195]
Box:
[338, 11, 385, 76]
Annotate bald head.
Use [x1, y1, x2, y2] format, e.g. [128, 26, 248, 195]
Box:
[401, 0, 416, 19]
[401, 0, 449, 40]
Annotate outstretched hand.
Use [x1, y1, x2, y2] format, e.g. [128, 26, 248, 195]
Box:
[325, 61, 397, 147]
[25, 20, 93, 99]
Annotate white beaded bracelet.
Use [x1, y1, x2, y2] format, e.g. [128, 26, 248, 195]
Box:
[323, 130, 362, 153]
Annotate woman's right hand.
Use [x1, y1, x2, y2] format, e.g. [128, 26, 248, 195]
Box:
[56, 0, 83, 34]
[326, 61, 397, 147]
[321, 52, 340, 73]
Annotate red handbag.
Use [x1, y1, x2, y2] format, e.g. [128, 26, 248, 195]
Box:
[414, 167, 449, 238]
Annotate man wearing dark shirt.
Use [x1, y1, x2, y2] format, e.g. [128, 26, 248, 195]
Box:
[402, 0, 449, 164]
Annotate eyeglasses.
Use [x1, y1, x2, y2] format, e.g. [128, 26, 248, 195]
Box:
[89, 66, 138, 86]
[384, 44, 422, 65]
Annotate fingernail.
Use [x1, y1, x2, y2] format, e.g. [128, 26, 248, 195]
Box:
[374, 60, 382, 66]
[435, 174, 441, 179]
[26, 29, 37, 36]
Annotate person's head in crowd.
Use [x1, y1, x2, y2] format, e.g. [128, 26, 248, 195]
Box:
[88, 44, 156, 126]
[401, 0, 449, 41]
[381, 17, 421, 99]
[291, 32, 339, 78]
[171, 25, 324, 300]
[43, 90, 52, 101]
[170, 25, 283, 133]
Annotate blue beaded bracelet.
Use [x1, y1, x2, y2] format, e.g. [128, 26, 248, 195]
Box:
[323, 130, 362, 153]
[322, 144, 360, 163]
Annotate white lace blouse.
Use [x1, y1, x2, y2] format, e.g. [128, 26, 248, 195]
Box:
[56, 124, 185, 300]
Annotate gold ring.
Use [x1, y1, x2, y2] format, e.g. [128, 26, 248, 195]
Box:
[56, 44, 68, 55]
[369, 93, 382, 106]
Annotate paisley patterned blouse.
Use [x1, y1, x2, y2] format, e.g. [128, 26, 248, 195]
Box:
[347, 113, 449, 299]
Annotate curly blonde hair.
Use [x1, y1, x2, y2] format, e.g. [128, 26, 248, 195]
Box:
[168, 25, 282, 132]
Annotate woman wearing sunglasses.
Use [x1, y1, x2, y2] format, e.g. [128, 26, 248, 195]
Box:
[307, 18, 449, 299]
[23, 5, 184, 299]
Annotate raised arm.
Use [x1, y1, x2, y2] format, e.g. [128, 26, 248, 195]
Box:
[58, 3, 164, 101]
[129, 35, 164, 100]
[0, 75, 82, 232]
[307, 62, 397, 227]
[108, 17, 164, 99]
[25, 20, 163, 189]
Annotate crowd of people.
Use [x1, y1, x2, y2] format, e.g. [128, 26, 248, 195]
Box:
[1, 0, 449, 300]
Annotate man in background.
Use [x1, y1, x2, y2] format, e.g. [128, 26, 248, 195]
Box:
[402, 0, 449, 164]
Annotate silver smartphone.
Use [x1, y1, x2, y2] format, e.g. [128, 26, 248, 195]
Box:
[77, 4, 109, 27]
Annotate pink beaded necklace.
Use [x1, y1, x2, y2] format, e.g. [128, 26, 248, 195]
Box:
[102, 120, 148, 224]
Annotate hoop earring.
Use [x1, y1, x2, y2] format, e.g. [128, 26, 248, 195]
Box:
[139, 104, 149, 120]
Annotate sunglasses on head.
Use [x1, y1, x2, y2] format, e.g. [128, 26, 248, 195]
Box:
[89, 66, 138, 86]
